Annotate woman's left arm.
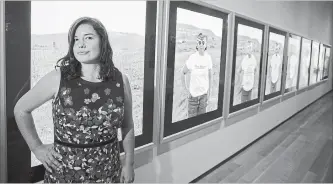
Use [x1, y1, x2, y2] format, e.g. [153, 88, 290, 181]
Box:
[121, 73, 135, 170]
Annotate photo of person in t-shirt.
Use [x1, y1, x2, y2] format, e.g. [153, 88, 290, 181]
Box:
[240, 41, 257, 103]
[287, 45, 298, 89]
[181, 33, 213, 118]
[323, 48, 330, 78]
[300, 48, 311, 87]
[269, 42, 282, 93]
[318, 45, 325, 81]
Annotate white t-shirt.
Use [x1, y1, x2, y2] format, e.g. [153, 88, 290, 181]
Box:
[289, 55, 298, 79]
[311, 56, 318, 83]
[185, 51, 213, 97]
[241, 54, 257, 91]
[318, 56, 324, 80]
[270, 54, 282, 83]
[323, 58, 328, 76]
[302, 55, 311, 77]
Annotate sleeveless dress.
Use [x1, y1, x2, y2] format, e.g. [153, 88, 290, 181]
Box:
[44, 68, 125, 183]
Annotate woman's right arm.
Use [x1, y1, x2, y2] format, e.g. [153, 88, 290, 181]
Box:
[13, 69, 62, 172]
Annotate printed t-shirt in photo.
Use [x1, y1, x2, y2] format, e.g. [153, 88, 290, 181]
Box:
[185, 51, 213, 97]
[241, 54, 257, 92]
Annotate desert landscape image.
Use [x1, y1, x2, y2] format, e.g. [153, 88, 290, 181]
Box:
[31, 30, 145, 166]
[232, 25, 263, 106]
[264, 34, 285, 96]
[30, 1, 147, 166]
[310, 42, 319, 85]
[171, 23, 223, 123]
[299, 39, 311, 89]
[170, 8, 224, 123]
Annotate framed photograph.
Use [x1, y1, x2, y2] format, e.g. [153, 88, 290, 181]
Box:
[285, 34, 301, 93]
[298, 38, 311, 89]
[229, 16, 264, 113]
[6, 1, 157, 182]
[317, 44, 325, 81]
[264, 27, 286, 100]
[309, 41, 319, 85]
[163, 1, 228, 137]
[323, 46, 331, 80]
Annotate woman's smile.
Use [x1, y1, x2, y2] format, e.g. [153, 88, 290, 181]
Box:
[77, 51, 90, 55]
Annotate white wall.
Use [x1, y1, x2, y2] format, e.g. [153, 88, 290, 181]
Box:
[134, 1, 333, 183]
[205, 0, 333, 45]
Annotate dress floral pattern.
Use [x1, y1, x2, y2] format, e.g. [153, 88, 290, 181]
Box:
[44, 69, 125, 183]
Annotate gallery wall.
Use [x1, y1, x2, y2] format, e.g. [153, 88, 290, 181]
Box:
[134, 1, 333, 182]
[205, 0, 333, 45]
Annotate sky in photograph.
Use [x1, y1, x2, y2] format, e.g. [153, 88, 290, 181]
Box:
[326, 48, 331, 57]
[312, 41, 320, 48]
[289, 37, 300, 49]
[289, 37, 301, 56]
[319, 44, 325, 65]
[302, 39, 311, 53]
[238, 24, 263, 43]
[311, 42, 319, 66]
[31, 1, 146, 36]
[270, 32, 285, 46]
[176, 7, 223, 37]
[312, 42, 319, 54]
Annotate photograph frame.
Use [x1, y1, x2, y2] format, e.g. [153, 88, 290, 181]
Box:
[284, 33, 301, 94]
[317, 43, 325, 82]
[229, 16, 265, 113]
[309, 40, 320, 86]
[297, 37, 312, 90]
[322, 44, 331, 80]
[263, 27, 287, 101]
[5, 1, 157, 182]
[163, 1, 228, 138]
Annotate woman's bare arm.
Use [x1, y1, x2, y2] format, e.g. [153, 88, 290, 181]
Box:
[13, 69, 61, 152]
[121, 73, 135, 167]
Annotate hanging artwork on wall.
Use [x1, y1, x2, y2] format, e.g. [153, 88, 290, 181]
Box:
[229, 17, 264, 113]
[322, 46, 331, 80]
[309, 41, 319, 85]
[164, 1, 228, 137]
[264, 28, 286, 100]
[285, 34, 301, 93]
[298, 38, 311, 89]
[317, 44, 325, 81]
[171, 7, 223, 123]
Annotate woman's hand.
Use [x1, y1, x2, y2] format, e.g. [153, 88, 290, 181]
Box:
[121, 164, 135, 183]
[32, 143, 62, 173]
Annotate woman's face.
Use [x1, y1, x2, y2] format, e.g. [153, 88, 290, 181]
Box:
[73, 23, 101, 64]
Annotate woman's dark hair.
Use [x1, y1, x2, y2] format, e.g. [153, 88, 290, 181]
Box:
[55, 17, 116, 81]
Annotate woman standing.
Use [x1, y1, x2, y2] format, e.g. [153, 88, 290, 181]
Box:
[13, 17, 135, 183]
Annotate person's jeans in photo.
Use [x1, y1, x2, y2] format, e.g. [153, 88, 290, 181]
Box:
[271, 82, 277, 93]
[188, 93, 208, 118]
[241, 88, 252, 103]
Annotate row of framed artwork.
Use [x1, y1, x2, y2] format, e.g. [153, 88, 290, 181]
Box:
[163, 1, 331, 137]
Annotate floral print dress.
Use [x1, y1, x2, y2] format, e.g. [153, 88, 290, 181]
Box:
[44, 68, 125, 183]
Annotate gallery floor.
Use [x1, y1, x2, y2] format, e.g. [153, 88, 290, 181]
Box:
[196, 91, 333, 183]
